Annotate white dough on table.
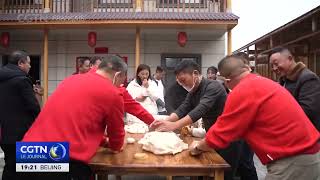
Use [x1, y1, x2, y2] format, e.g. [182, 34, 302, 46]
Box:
[127, 137, 135, 144]
[191, 128, 206, 138]
[138, 132, 188, 155]
[125, 123, 149, 134]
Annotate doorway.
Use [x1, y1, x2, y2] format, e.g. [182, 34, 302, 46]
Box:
[161, 54, 201, 88]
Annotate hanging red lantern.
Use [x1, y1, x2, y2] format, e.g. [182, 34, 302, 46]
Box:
[178, 32, 187, 47]
[88, 32, 97, 47]
[1, 32, 10, 48]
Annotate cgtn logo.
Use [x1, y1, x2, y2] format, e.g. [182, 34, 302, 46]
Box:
[16, 142, 69, 172]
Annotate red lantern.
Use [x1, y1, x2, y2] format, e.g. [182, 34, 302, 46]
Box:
[1, 32, 10, 48]
[88, 32, 97, 47]
[178, 32, 187, 47]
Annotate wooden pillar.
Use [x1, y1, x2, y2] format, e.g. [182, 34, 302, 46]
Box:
[247, 47, 250, 55]
[135, 27, 141, 70]
[44, 0, 50, 12]
[43, 29, 49, 104]
[214, 170, 224, 180]
[270, 36, 273, 48]
[312, 17, 317, 32]
[136, 0, 142, 12]
[226, 0, 232, 55]
[227, 30, 232, 55]
[226, 0, 231, 12]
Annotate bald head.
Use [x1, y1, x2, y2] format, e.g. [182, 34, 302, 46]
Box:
[218, 55, 249, 78]
[269, 47, 292, 59]
[98, 55, 127, 74]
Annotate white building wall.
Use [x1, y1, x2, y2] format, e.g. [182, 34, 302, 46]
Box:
[1, 29, 225, 95]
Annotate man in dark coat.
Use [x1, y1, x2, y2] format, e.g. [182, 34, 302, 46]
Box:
[151, 60, 241, 180]
[0, 50, 41, 180]
[164, 81, 188, 114]
[270, 47, 320, 131]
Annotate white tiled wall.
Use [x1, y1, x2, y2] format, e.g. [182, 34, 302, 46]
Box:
[2, 29, 226, 95]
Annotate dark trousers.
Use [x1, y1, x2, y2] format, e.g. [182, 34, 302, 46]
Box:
[216, 141, 242, 180]
[1, 144, 92, 180]
[237, 142, 258, 180]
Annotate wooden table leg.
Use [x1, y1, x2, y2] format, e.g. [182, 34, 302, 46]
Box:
[166, 176, 173, 180]
[116, 176, 121, 180]
[96, 174, 108, 180]
[214, 170, 224, 180]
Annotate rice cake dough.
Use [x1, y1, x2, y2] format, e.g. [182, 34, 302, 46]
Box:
[138, 131, 188, 155]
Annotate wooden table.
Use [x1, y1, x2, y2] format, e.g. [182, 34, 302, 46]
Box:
[90, 134, 230, 180]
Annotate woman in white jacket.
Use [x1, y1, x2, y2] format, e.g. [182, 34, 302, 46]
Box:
[126, 64, 161, 124]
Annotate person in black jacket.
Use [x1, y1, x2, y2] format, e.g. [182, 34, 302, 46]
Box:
[164, 81, 188, 114]
[0, 50, 41, 180]
[269, 47, 320, 131]
[151, 60, 241, 180]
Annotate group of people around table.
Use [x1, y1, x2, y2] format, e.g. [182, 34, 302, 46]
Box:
[0, 47, 319, 180]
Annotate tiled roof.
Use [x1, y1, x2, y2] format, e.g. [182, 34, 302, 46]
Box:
[0, 12, 239, 22]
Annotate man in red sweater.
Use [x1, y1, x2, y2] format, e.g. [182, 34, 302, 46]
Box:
[23, 55, 128, 179]
[190, 55, 320, 180]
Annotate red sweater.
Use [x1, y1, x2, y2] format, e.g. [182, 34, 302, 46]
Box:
[119, 87, 154, 125]
[90, 67, 154, 125]
[205, 74, 320, 165]
[23, 73, 125, 163]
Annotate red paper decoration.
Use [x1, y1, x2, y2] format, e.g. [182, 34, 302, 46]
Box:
[88, 32, 97, 47]
[178, 32, 187, 47]
[1, 32, 10, 48]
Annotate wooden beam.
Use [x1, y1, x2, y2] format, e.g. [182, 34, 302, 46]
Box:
[44, 0, 50, 12]
[43, 29, 49, 103]
[234, 7, 320, 53]
[135, 27, 141, 71]
[0, 20, 238, 27]
[260, 30, 320, 55]
[227, 29, 232, 55]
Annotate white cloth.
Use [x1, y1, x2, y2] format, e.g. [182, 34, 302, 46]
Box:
[154, 79, 166, 113]
[126, 79, 159, 124]
[138, 132, 188, 155]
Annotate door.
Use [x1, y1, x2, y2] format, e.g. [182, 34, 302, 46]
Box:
[161, 54, 201, 88]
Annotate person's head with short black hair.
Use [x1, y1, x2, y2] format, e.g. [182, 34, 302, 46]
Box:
[136, 64, 151, 86]
[269, 47, 295, 77]
[207, 66, 218, 80]
[174, 60, 201, 92]
[97, 55, 128, 87]
[78, 57, 91, 74]
[218, 55, 251, 90]
[9, 50, 31, 74]
[90, 56, 102, 68]
[154, 66, 165, 80]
